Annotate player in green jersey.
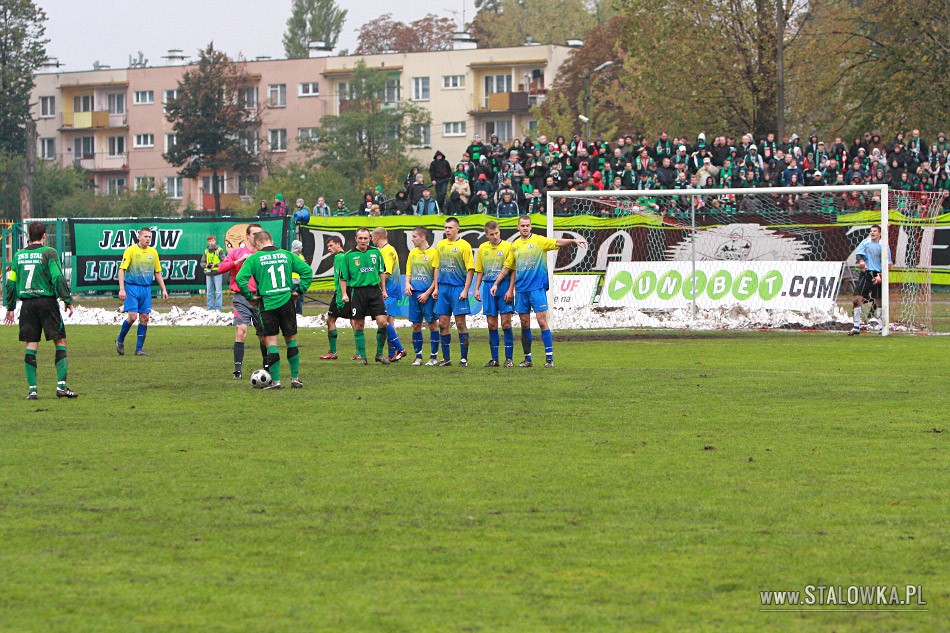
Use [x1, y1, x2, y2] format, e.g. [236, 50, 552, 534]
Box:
[320, 236, 350, 360]
[4, 222, 78, 399]
[236, 231, 313, 389]
[338, 227, 391, 365]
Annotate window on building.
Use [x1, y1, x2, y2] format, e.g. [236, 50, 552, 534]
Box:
[40, 96, 55, 118]
[484, 74, 513, 95]
[485, 120, 512, 142]
[298, 82, 319, 97]
[411, 77, 430, 101]
[39, 138, 55, 160]
[442, 75, 464, 89]
[108, 136, 126, 156]
[238, 86, 258, 110]
[443, 121, 467, 137]
[165, 133, 177, 152]
[297, 128, 318, 143]
[165, 176, 183, 199]
[107, 178, 127, 195]
[134, 176, 155, 192]
[163, 89, 178, 111]
[268, 84, 286, 107]
[133, 133, 154, 148]
[414, 124, 431, 147]
[336, 81, 348, 109]
[237, 174, 260, 196]
[73, 94, 93, 112]
[241, 129, 260, 154]
[269, 128, 287, 151]
[202, 174, 226, 193]
[384, 78, 400, 103]
[133, 90, 154, 105]
[107, 93, 126, 115]
[73, 136, 94, 159]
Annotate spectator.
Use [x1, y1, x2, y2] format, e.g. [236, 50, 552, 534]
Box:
[469, 189, 493, 215]
[845, 159, 866, 185]
[271, 193, 287, 217]
[444, 190, 467, 216]
[429, 150, 452, 205]
[408, 173, 427, 207]
[258, 200, 269, 219]
[312, 196, 331, 216]
[451, 175, 471, 206]
[333, 199, 350, 216]
[391, 190, 411, 216]
[415, 189, 439, 215]
[496, 191, 520, 217]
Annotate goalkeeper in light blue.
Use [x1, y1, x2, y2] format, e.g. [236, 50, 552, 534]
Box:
[492, 215, 586, 367]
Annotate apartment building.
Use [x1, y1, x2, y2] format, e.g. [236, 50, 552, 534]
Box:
[31, 44, 570, 211]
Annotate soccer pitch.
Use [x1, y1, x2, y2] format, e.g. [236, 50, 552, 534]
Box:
[1, 325, 946, 632]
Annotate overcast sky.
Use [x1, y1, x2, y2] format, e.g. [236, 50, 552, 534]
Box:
[37, 0, 473, 70]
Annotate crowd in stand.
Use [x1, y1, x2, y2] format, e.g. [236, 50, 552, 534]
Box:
[266, 129, 950, 219]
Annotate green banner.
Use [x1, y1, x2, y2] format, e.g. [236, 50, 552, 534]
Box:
[70, 218, 287, 291]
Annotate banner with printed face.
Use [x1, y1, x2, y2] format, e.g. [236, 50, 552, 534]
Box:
[69, 218, 288, 291]
[601, 261, 844, 310]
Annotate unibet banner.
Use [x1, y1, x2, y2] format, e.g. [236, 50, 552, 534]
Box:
[69, 218, 288, 291]
[601, 261, 843, 310]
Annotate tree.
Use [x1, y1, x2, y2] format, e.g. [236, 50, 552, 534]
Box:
[470, 0, 595, 48]
[283, 0, 347, 57]
[354, 14, 455, 54]
[534, 17, 629, 142]
[793, 0, 950, 137]
[0, 0, 47, 156]
[164, 44, 261, 214]
[308, 62, 430, 192]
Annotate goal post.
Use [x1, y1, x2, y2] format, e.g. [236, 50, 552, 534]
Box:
[544, 185, 946, 334]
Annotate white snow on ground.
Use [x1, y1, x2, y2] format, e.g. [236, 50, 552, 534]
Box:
[1, 302, 872, 331]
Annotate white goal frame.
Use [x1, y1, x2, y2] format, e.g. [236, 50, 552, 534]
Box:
[546, 184, 895, 333]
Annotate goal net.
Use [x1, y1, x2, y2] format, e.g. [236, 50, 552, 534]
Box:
[544, 185, 946, 334]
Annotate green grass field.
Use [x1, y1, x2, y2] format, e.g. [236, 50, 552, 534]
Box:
[1, 324, 947, 632]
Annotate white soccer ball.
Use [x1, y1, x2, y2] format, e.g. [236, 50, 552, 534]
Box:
[250, 369, 272, 389]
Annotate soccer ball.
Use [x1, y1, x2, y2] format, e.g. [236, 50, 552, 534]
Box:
[250, 369, 272, 388]
[293, 208, 311, 224]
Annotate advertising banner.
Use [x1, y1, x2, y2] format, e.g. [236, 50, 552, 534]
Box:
[601, 261, 843, 310]
[551, 275, 600, 308]
[69, 218, 287, 291]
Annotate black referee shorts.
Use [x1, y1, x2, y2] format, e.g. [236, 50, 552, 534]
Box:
[19, 297, 66, 342]
[853, 270, 882, 300]
[259, 299, 298, 337]
[350, 285, 387, 319]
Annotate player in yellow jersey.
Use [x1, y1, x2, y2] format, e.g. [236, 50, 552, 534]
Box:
[474, 221, 515, 367]
[493, 215, 586, 367]
[404, 226, 440, 365]
[372, 227, 407, 361]
[115, 227, 168, 356]
[434, 217, 475, 366]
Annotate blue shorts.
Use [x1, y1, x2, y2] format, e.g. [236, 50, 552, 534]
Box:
[384, 296, 400, 316]
[515, 288, 549, 314]
[123, 284, 153, 314]
[407, 292, 437, 324]
[436, 284, 471, 317]
[481, 280, 514, 317]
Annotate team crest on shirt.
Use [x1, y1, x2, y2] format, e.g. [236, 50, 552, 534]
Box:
[497, 250, 503, 256]
[453, 247, 459, 252]
[354, 258, 360, 266]
[528, 244, 535, 249]
[423, 256, 429, 261]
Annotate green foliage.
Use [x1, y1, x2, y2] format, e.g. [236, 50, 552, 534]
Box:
[1, 325, 947, 629]
[283, 0, 347, 57]
[310, 62, 430, 193]
[164, 44, 261, 212]
[49, 189, 179, 218]
[0, 0, 47, 155]
[470, 0, 595, 48]
[240, 161, 355, 216]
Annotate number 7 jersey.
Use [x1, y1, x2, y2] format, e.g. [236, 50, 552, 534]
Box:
[4, 244, 72, 308]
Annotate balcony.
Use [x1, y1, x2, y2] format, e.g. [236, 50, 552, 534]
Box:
[471, 92, 531, 114]
[72, 154, 128, 172]
[61, 111, 127, 130]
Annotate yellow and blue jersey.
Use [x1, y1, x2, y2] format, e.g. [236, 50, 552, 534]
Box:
[504, 234, 558, 292]
[435, 238, 474, 286]
[379, 243, 402, 296]
[475, 240, 513, 283]
[406, 246, 438, 292]
[119, 244, 162, 286]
